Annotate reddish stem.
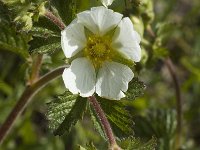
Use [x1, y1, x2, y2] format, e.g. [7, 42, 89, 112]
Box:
[165, 58, 182, 149]
[44, 10, 66, 30]
[88, 96, 121, 149]
[0, 66, 66, 144]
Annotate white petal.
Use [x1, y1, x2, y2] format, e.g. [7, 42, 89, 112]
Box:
[112, 17, 141, 62]
[61, 22, 86, 58]
[77, 6, 122, 35]
[62, 58, 96, 97]
[96, 61, 134, 100]
[101, 0, 114, 7]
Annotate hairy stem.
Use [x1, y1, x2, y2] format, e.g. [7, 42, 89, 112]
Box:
[0, 66, 67, 144]
[88, 96, 121, 150]
[44, 10, 66, 30]
[165, 58, 182, 149]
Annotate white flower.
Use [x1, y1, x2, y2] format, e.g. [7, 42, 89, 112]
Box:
[101, 0, 114, 7]
[61, 6, 141, 100]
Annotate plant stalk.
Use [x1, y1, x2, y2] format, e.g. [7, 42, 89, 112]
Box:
[44, 10, 66, 30]
[88, 96, 121, 150]
[165, 58, 182, 149]
[0, 66, 67, 145]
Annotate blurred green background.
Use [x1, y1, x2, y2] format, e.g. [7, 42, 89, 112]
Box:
[0, 0, 200, 149]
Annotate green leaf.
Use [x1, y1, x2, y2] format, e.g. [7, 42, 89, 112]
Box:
[29, 36, 61, 54]
[0, 25, 30, 59]
[152, 47, 169, 59]
[46, 91, 87, 136]
[130, 15, 144, 37]
[124, 78, 146, 101]
[50, 0, 77, 25]
[0, 2, 30, 58]
[0, 1, 11, 25]
[28, 27, 60, 38]
[29, 16, 62, 55]
[149, 109, 177, 138]
[0, 79, 13, 95]
[33, 16, 61, 33]
[119, 136, 157, 150]
[139, 0, 154, 25]
[78, 145, 87, 150]
[2, 0, 46, 30]
[90, 97, 134, 139]
[78, 143, 97, 150]
[134, 109, 176, 149]
[89, 105, 106, 140]
[31, 41, 61, 54]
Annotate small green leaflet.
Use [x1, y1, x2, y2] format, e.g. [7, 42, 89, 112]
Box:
[0, 3, 30, 59]
[0, 25, 30, 59]
[90, 97, 134, 139]
[89, 104, 106, 140]
[28, 27, 60, 38]
[78, 137, 157, 150]
[30, 41, 61, 54]
[78, 143, 97, 150]
[29, 36, 61, 54]
[2, 0, 46, 30]
[133, 109, 176, 149]
[46, 91, 87, 136]
[50, 0, 77, 25]
[33, 16, 61, 33]
[29, 19, 61, 54]
[124, 78, 146, 100]
[119, 136, 157, 150]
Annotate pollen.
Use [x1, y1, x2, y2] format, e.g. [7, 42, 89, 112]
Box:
[84, 35, 113, 68]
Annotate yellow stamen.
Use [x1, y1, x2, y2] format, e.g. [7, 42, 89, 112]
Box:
[84, 35, 112, 68]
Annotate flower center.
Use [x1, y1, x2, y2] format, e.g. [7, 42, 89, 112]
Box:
[84, 35, 112, 68]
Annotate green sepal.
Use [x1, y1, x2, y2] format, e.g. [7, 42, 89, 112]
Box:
[124, 77, 146, 101]
[112, 50, 135, 67]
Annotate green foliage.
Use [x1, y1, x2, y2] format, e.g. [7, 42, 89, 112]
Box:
[78, 137, 157, 150]
[49, 0, 77, 25]
[89, 105, 106, 140]
[29, 36, 61, 54]
[27, 0, 78, 55]
[131, 15, 144, 37]
[134, 109, 177, 149]
[30, 40, 61, 54]
[0, 2, 31, 58]
[33, 16, 61, 33]
[2, 0, 46, 30]
[0, 25, 30, 59]
[78, 143, 97, 150]
[46, 91, 87, 136]
[119, 136, 157, 150]
[28, 27, 59, 38]
[0, 1, 11, 24]
[90, 97, 134, 139]
[124, 78, 146, 101]
[139, 0, 154, 25]
[0, 0, 200, 149]
[28, 12, 62, 55]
